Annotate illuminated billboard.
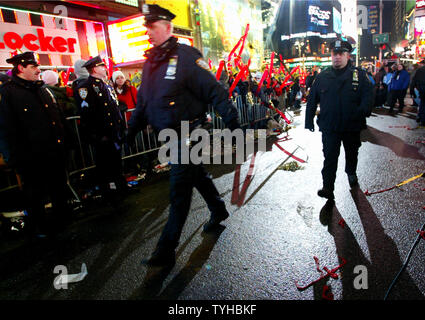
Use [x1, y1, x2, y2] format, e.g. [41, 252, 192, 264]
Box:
[107, 15, 152, 65]
[107, 14, 193, 65]
[339, 0, 358, 42]
[333, 7, 342, 35]
[306, 0, 333, 34]
[0, 6, 107, 67]
[145, 0, 191, 29]
[198, 0, 263, 70]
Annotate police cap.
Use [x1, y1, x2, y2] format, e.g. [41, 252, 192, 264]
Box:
[82, 56, 106, 69]
[6, 52, 39, 67]
[141, 4, 176, 25]
[329, 40, 353, 53]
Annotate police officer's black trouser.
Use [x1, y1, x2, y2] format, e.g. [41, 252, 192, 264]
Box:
[321, 131, 361, 191]
[21, 153, 69, 233]
[94, 139, 126, 197]
[157, 140, 228, 251]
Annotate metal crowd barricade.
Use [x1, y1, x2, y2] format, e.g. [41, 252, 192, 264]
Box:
[0, 93, 282, 194]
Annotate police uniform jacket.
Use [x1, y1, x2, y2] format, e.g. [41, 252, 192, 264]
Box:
[0, 75, 67, 170]
[305, 61, 373, 132]
[410, 66, 425, 98]
[128, 36, 240, 135]
[74, 75, 125, 144]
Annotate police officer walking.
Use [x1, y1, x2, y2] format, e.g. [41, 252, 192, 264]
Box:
[0, 52, 71, 238]
[74, 56, 127, 204]
[127, 4, 241, 266]
[305, 40, 373, 203]
[409, 59, 425, 127]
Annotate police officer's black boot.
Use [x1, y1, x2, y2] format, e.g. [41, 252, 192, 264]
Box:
[348, 174, 359, 188]
[317, 188, 334, 200]
[203, 211, 229, 233]
[143, 247, 176, 267]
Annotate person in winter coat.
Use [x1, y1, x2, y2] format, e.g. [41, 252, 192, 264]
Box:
[112, 70, 138, 124]
[388, 63, 410, 114]
[0, 52, 71, 238]
[42, 70, 77, 117]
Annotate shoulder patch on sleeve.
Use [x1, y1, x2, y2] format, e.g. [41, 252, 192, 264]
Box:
[78, 88, 88, 99]
[196, 58, 210, 71]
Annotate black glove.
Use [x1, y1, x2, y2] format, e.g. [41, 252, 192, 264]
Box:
[226, 118, 242, 131]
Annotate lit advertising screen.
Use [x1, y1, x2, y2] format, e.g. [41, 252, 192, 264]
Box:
[306, 0, 333, 34]
[107, 14, 194, 65]
[333, 7, 342, 35]
[340, 0, 358, 42]
[107, 15, 152, 65]
[415, 16, 425, 36]
[198, 0, 263, 70]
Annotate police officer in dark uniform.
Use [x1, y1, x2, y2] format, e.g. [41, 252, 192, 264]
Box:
[0, 52, 71, 238]
[409, 59, 425, 127]
[127, 4, 241, 266]
[74, 56, 127, 203]
[305, 40, 373, 202]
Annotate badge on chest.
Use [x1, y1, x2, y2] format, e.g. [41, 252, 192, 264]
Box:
[164, 55, 178, 80]
[352, 69, 359, 91]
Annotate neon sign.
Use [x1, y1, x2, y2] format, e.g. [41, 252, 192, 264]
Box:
[0, 24, 78, 53]
[308, 5, 331, 26]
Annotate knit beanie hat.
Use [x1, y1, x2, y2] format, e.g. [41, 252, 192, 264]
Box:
[42, 70, 59, 86]
[74, 59, 89, 79]
[112, 70, 125, 83]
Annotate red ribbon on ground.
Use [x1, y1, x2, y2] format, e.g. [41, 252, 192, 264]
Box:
[266, 104, 291, 125]
[231, 153, 256, 207]
[322, 285, 334, 300]
[295, 256, 347, 291]
[274, 142, 305, 163]
[417, 229, 425, 240]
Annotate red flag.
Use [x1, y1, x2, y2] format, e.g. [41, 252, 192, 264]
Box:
[238, 24, 250, 57]
[267, 52, 275, 88]
[256, 67, 269, 96]
[216, 60, 225, 81]
[229, 65, 248, 98]
[228, 37, 242, 62]
[208, 58, 213, 70]
[281, 66, 300, 87]
[63, 67, 74, 86]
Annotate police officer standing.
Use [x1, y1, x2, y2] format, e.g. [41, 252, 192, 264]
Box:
[74, 56, 127, 204]
[305, 40, 373, 203]
[0, 52, 71, 238]
[127, 4, 241, 266]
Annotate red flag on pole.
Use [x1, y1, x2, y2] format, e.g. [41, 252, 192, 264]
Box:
[63, 67, 74, 86]
[216, 60, 225, 81]
[256, 67, 269, 96]
[229, 65, 248, 98]
[238, 24, 250, 57]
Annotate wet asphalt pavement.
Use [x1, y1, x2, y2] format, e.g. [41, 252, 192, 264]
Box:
[0, 104, 424, 301]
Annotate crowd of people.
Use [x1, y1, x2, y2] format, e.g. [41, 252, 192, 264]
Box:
[1, 5, 424, 258]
